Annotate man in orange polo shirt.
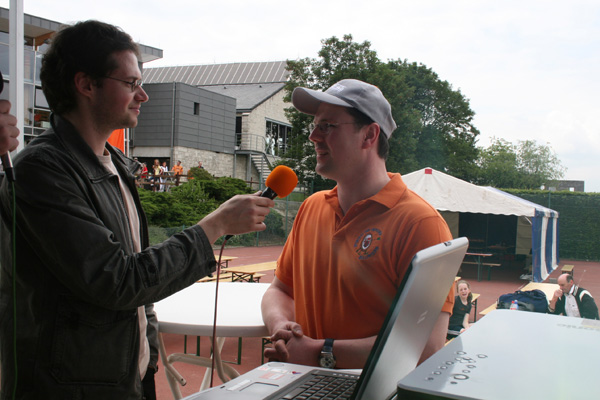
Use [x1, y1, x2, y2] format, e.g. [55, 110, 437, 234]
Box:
[262, 79, 454, 369]
[172, 160, 184, 186]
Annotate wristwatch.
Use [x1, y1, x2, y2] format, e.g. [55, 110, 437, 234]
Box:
[318, 338, 336, 369]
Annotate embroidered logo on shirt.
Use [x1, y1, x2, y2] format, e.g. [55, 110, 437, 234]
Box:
[354, 228, 382, 260]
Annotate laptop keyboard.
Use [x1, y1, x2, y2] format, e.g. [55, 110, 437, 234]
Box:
[269, 370, 358, 400]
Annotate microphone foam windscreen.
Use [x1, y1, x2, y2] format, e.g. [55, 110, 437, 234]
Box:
[266, 165, 298, 198]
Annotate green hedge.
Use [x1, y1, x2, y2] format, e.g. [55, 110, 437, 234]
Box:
[139, 176, 301, 247]
[505, 189, 600, 261]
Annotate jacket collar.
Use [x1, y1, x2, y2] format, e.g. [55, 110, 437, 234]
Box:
[568, 284, 578, 296]
[50, 114, 139, 181]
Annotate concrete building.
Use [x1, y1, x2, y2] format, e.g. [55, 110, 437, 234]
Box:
[2, 8, 288, 190]
[141, 62, 291, 185]
[0, 7, 162, 146]
[133, 82, 239, 179]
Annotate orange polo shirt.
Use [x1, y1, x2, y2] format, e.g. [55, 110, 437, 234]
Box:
[276, 173, 453, 340]
[172, 165, 184, 175]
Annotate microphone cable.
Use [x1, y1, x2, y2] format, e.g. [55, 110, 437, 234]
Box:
[8, 179, 18, 400]
[209, 236, 229, 387]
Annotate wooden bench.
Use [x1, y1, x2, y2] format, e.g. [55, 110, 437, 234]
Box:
[561, 264, 575, 277]
[479, 302, 498, 316]
[231, 273, 266, 283]
[216, 255, 238, 269]
[461, 261, 502, 281]
[229, 261, 277, 272]
[470, 293, 480, 322]
[196, 272, 234, 283]
[227, 261, 276, 282]
[197, 271, 267, 283]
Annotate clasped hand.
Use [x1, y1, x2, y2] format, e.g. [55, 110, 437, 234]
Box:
[264, 322, 321, 366]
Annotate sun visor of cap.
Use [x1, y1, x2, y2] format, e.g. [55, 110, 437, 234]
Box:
[292, 87, 353, 116]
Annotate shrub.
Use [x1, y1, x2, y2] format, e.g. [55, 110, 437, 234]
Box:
[195, 177, 253, 202]
[187, 167, 214, 181]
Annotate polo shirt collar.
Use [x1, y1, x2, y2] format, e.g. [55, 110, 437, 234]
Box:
[324, 172, 407, 211]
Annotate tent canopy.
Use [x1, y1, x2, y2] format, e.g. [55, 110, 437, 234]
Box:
[402, 168, 559, 282]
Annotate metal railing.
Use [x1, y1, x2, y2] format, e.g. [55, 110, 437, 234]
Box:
[236, 132, 287, 158]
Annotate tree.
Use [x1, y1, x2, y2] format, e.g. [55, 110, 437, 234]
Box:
[282, 35, 480, 190]
[386, 60, 480, 180]
[476, 138, 566, 189]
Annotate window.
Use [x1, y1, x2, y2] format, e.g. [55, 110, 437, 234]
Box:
[235, 116, 243, 148]
[265, 120, 291, 156]
[193, 102, 200, 115]
[236, 116, 242, 133]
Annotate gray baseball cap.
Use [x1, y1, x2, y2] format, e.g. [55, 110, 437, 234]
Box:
[292, 79, 397, 138]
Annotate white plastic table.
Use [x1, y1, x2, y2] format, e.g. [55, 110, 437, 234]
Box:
[154, 282, 270, 399]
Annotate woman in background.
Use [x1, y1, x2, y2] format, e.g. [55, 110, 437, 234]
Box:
[447, 280, 473, 339]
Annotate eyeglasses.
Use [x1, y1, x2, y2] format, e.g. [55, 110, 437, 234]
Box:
[309, 121, 357, 135]
[102, 76, 144, 92]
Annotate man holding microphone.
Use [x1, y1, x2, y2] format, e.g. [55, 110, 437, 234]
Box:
[0, 21, 273, 399]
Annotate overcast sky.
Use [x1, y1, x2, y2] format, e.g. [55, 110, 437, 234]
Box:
[5, 0, 600, 191]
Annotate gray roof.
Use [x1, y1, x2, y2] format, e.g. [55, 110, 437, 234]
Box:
[201, 83, 286, 111]
[143, 61, 289, 86]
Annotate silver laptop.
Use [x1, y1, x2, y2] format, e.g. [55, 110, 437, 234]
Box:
[185, 237, 469, 400]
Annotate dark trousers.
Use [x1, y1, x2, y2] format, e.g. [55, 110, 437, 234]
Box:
[142, 368, 157, 400]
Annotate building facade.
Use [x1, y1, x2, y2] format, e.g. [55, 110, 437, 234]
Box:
[0, 7, 162, 148]
[142, 61, 291, 186]
[2, 8, 291, 190]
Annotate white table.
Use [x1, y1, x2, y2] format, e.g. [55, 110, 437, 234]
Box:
[154, 282, 270, 399]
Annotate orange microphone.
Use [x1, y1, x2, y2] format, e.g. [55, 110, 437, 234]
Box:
[224, 165, 297, 240]
[261, 165, 298, 200]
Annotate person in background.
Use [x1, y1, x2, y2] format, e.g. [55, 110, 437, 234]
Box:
[140, 162, 148, 188]
[198, 160, 204, 169]
[151, 158, 161, 191]
[447, 280, 473, 339]
[548, 273, 599, 319]
[0, 20, 274, 399]
[159, 160, 168, 192]
[261, 79, 454, 370]
[172, 160, 184, 186]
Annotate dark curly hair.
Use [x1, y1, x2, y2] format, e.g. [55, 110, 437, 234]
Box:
[40, 20, 139, 115]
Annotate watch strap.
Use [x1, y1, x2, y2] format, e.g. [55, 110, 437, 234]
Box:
[323, 338, 334, 353]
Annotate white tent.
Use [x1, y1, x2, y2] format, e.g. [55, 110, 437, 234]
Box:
[403, 168, 559, 282]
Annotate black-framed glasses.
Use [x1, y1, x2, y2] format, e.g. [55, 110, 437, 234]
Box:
[102, 76, 143, 92]
[309, 121, 357, 135]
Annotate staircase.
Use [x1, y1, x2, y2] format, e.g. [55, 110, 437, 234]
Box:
[250, 153, 272, 187]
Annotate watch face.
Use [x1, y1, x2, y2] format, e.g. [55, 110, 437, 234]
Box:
[319, 354, 336, 369]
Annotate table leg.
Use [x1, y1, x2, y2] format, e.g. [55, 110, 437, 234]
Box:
[159, 333, 185, 400]
[160, 334, 241, 398]
[199, 337, 241, 391]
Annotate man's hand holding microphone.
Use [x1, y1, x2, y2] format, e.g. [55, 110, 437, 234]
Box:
[198, 165, 298, 243]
